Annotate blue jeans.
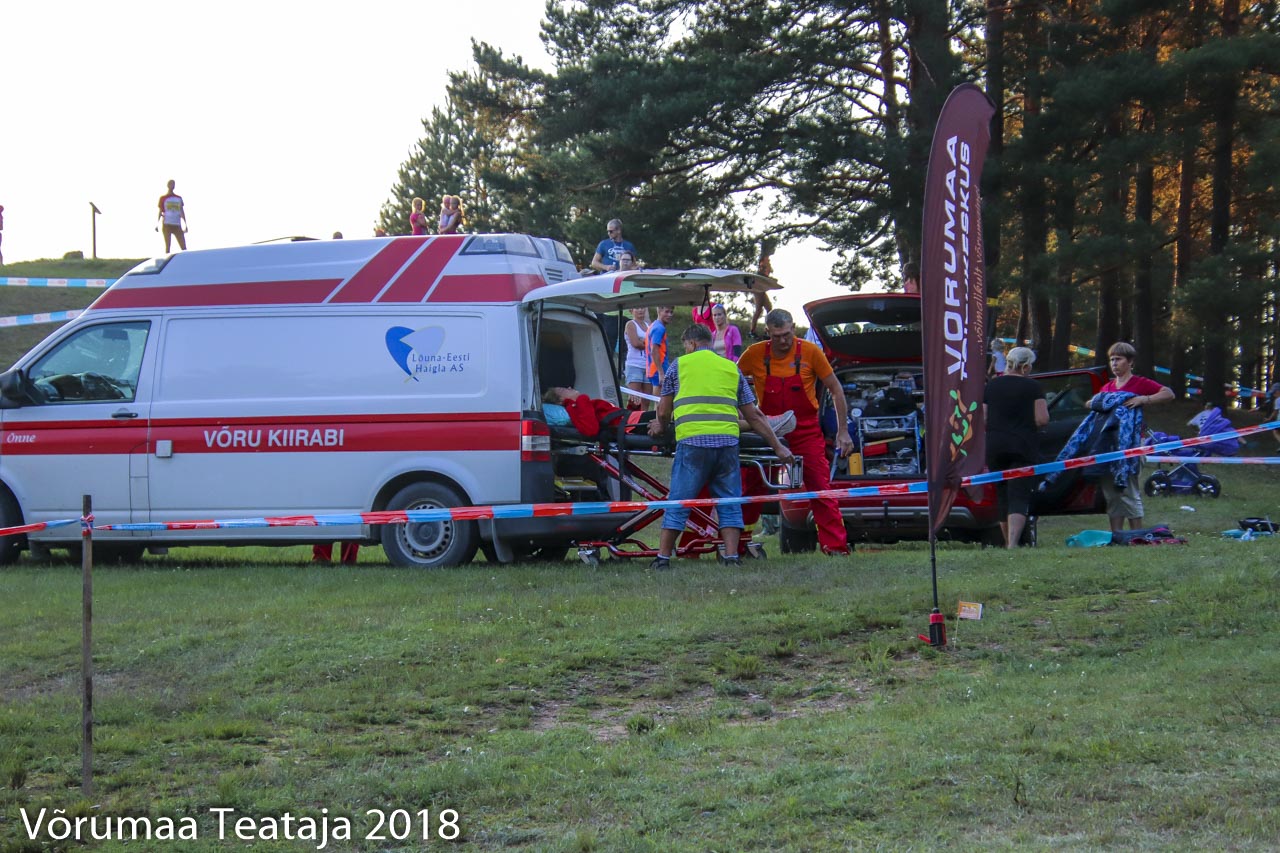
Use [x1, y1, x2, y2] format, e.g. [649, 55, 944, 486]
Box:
[662, 442, 744, 532]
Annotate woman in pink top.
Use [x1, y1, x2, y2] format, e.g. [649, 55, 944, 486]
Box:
[691, 304, 717, 335]
[709, 303, 743, 360]
[409, 198, 430, 235]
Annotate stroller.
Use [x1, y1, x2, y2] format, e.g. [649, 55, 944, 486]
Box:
[1143, 406, 1238, 498]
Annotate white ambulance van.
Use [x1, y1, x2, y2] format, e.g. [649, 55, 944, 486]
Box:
[0, 234, 776, 568]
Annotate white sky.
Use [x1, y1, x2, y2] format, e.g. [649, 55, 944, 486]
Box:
[2, 1, 848, 318]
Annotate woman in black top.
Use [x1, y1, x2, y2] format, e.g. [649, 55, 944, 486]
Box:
[983, 346, 1049, 547]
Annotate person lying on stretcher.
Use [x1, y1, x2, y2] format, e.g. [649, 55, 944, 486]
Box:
[543, 387, 796, 441]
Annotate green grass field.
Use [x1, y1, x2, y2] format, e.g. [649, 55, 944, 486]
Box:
[1, 497, 1277, 851]
[0, 265, 1277, 850]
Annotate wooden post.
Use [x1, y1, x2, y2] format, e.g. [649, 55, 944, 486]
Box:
[89, 203, 101, 260]
[81, 494, 93, 797]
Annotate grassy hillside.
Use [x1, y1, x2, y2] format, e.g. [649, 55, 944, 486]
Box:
[0, 258, 141, 368]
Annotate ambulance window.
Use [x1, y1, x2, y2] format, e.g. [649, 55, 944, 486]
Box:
[551, 241, 574, 264]
[28, 321, 150, 404]
[122, 256, 172, 276]
[462, 234, 539, 258]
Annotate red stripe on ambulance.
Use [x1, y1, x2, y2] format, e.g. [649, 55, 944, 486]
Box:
[92, 279, 343, 309]
[426, 273, 550, 303]
[0, 414, 519, 455]
[151, 412, 519, 427]
[377, 235, 467, 303]
[0, 423, 148, 455]
[328, 239, 426, 304]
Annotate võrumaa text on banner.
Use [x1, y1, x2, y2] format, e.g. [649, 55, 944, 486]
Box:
[920, 84, 996, 535]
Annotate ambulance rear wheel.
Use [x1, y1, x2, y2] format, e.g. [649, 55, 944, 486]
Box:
[381, 482, 478, 568]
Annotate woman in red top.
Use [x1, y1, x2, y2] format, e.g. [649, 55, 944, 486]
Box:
[1088, 341, 1174, 532]
[1089, 341, 1174, 409]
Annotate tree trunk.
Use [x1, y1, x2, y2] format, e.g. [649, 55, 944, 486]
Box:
[1014, 6, 1053, 354]
[877, 0, 908, 264]
[1168, 127, 1193, 398]
[1201, 0, 1241, 405]
[1022, 145, 1052, 354]
[1049, 177, 1076, 370]
[1132, 16, 1161, 379]
[1094, 118, 1125, 366]
[901, 0, 963, 258]
[984, 0, 1005, 295]
[1169, 0, 1211, 398]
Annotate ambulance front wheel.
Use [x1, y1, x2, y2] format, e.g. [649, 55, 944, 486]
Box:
[381, 482, 479, 568]
[0, 489, 22, 565]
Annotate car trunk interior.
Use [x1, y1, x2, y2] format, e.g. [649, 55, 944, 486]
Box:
[820, 365, 926, 480]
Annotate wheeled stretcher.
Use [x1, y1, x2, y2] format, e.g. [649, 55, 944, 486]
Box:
[546, 414, 797, 565]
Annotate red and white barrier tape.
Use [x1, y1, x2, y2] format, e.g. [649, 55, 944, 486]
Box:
[3, 420, 1277, 538]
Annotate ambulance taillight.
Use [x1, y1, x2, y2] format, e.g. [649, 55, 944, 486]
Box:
[521, 419, 551, 462]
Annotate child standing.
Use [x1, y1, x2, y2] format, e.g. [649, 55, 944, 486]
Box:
[988, 338, 1008, 377]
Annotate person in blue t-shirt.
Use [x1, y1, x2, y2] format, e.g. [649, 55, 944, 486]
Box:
[590, 219, 638, 272]
[645, 305, 675, 394]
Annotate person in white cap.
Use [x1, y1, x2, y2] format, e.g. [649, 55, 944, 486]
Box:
[983, 346, 1048, 547]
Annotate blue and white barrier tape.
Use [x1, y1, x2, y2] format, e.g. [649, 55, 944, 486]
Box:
[1147, 456, 1280, 465]
[0, 309, 84, 328]
[0, 277, 112, 288]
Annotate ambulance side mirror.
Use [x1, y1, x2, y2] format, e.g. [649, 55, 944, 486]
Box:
[0, 368, 37, 408]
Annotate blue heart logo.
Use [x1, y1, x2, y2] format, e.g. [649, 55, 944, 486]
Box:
[386, 326, 446, 380]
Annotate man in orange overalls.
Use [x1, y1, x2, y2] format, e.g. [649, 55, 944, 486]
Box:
[738, 308, 853, 556]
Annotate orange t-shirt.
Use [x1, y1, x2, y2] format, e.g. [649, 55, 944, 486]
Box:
[736, 339, 834, 411]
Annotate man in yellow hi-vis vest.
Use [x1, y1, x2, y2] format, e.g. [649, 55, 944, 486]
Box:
[647, 323, 795, 570]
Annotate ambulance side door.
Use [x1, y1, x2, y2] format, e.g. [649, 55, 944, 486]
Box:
[0, 319, 154, 530]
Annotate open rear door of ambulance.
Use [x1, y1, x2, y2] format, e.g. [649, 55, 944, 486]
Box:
[523, 266, 781, 404]
[521, 268, 780, 313]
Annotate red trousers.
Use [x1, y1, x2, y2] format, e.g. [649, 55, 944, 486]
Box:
[313, 543, 360, 564]
[785, 428, 849, 552]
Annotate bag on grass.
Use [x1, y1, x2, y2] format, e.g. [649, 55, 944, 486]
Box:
[1066, 530, 1114, 548]
[1111, 525, 1185, 545]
